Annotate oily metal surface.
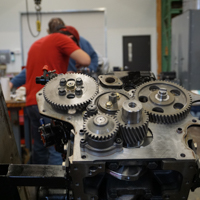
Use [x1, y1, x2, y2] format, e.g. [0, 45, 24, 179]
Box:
[37, 88, 84, 133]
[43, 73, 98, 110]
[72, 113, 199, 162]
[98, 75, 123, 87]
[92, 90, 131, 115]
[37, 87, 199, 162]
[134, 80, 192, 123]
[35, 72, 200, 200]
[185, 125, 200, 157]
[115, 108, 149, 146]
[84, 114, 118, 140]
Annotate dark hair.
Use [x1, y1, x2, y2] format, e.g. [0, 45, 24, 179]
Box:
[48, 18, 65, 33]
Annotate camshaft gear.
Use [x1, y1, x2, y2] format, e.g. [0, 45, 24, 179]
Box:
[83, 114, 119, 149]
[134, 80, 192, 124]
[92, 90, 131, 115]
[115, 100, 149, 147]
[43, 73, 98, 111]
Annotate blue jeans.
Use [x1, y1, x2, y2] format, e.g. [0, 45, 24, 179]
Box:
[26, 105, 63, 165]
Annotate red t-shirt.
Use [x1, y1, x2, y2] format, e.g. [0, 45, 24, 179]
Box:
[26, 33, 80, 106]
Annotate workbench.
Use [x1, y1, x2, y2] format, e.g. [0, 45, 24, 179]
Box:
[6, 100, 30, 160]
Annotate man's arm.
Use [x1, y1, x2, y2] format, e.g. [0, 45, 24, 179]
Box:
[70, 49, 91, 66]
[10, 68, 26, 89]
[57, 34, 91, 67]
[67, 37, 99, 73]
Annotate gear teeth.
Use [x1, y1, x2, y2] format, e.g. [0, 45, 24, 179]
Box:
[149, 105, 191, 124]
[43, 73, 99, 111]
[83, 114, 119, 141]
[92, 90, 132, 115]
[115, 110, 149, 147]
[134, 80, 192, 124]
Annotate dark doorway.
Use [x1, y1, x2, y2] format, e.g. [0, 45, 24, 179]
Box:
[123, 35, 151, 71]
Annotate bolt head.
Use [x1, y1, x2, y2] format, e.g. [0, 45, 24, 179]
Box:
[75, 87, 83, 95]
[60, 78, 66, 86]
[67, 81, 75, 90]
[76, 77, 83, 85]
[116, 138, 122, 144]
[58, 88, 66, 96]
[87, 104, 97, 111]
[106, 101, 113, 108]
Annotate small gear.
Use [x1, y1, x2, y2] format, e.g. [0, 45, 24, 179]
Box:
[84, 114, 118, 140]
[134, 80, 192, 124]
[83, 114, 119, 150]
[82, 113, 122, 156]
[43, 73, 98, 111]
[115, 100, 149, 147]
[92, 90, 131, 115]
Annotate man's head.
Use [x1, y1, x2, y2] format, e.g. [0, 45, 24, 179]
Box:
[58, 26, 80, 46]
[48, 18, 65, 34]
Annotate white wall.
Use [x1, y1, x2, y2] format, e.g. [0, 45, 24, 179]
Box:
[0, 0, 157, 75]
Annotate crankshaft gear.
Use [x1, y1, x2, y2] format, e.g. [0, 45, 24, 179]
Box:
[115, 100, 149, 147]
[83, 114, 118, 149]
[43, 73, 98, 111]
[134, 80, 192, 124]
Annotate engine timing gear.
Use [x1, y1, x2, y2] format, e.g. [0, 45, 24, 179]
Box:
[43, 73, 98, 111]
[115, 99, 149, 147]
[92, 90, 131, 115]
[134, 80, 192, 124]
[83, 114, 119, 148]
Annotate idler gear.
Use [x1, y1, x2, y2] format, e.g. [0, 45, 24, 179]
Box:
[115, 100, 149, 147]
[92, 90, 131, 115]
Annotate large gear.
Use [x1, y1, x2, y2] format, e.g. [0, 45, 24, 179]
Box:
[43, 73, 98, 111]
[92, 90, 131, 115]
[115, 100, 149, 147]
[134, 80, 192, 124]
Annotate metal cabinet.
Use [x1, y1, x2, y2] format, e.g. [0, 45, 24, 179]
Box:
[171, 10, 200, 90]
